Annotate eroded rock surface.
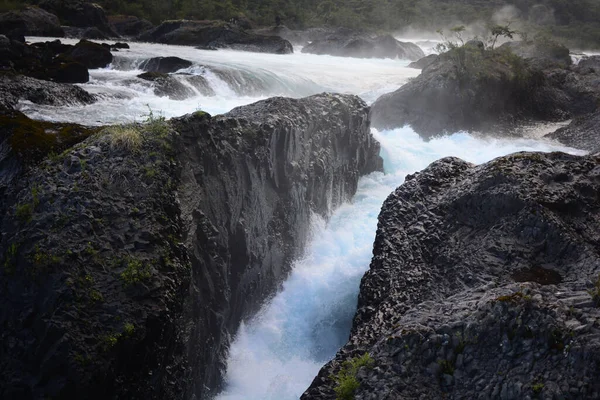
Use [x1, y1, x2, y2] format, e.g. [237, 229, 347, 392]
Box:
[547, 111, 600, 154]
[0, 93, 382, 399]
[303, 152, 600, 399]
[302, 33, 424, 60]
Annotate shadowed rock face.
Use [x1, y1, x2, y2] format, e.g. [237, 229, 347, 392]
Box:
[303, 152, 600, 400]
[139, 20, 293, 54]
[39, 0, 119, 37]
[0, 93, 382, 400]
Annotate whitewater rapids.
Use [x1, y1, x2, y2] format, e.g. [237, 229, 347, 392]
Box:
[19, 38, 586, 400]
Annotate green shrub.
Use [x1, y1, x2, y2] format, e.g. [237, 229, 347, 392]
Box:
[333, 353, 374, 400]
[120, 258, 151, 285]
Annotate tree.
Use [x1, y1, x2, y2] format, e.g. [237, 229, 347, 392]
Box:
[489, 23, 517, 49]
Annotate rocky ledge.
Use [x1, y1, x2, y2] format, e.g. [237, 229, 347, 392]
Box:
[303, 152, 600, 399]
[546, 110, 600, 154]
[370, 40, 599, 138]
[0, 93, 382, 399]
[138, 20, 293, 54]
[302, 32, 424, 61]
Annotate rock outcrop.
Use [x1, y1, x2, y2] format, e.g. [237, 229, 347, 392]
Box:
[0, 73, 96, 110]
[302, 33, 425, 60]
[546, 110, 600, 154]
[303, 151, 600, 399]
[0, 93, 382, 399]
[0, 6, 64, 38]
[370, 44, 598, 138]
[39, 0, 119, 37]
[138, 20, 293, 54]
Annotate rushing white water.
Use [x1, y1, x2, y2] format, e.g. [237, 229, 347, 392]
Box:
[215, 127, 585, 400]
[18, 38, 587, 399]
[21, 38, 419, 125]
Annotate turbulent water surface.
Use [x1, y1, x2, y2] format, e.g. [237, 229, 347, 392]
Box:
[20, 38, 586, 400]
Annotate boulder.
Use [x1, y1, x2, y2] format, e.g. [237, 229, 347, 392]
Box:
[0, 93, 382, 399]
[63, 39, 113, 69]
[408, 54, 439, 69]
[0, 73, 96, 109]
[370, 45, 590, 138]
[0, 6, 64, 37]
[39, 0, 119, 37]
[111, 42, 129, 50]
[576, 55, 600, 73]
[302, 32, 425, 60]
[303, 151, 600, 399]
[139, 57, 192, 73]
[52, 61, 89, 83]
[108, 15, 153, 37]
[138, 20, 293, 54]
[546, 110, 600, 153]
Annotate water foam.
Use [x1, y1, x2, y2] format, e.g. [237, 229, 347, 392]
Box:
[215, 127, 585, 400]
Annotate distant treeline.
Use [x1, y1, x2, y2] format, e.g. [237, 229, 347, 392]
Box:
[3, 0, 600, 46]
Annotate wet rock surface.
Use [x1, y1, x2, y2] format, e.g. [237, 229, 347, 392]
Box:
[138, 20, 293, 54]
[302, 32, 424, 60]
[137, 71, 214, 99]
[0, 93, 382, 399]
[303, 152, 600, 399]
[408, 54, 439, 69]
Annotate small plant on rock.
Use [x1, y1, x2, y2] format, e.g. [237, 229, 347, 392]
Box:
[332, 353, 374, 400]
[588, 275, 600, 306]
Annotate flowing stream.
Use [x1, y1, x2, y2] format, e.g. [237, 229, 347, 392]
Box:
[22, 37, 585, 400]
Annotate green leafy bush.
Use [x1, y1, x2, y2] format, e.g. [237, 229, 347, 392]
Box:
[332, 353, 374, 400]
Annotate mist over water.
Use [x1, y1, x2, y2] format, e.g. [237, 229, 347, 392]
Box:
[21, 38, 419, 125]
[215, 128, 584, 400]
[19, 38, 587, 399]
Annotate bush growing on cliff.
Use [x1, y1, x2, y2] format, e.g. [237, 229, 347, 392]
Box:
[332, 353, 374, 400]
[103, 124, 143, 151]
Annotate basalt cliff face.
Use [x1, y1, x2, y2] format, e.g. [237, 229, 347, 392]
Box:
[303, 152, 600, 399]
[0, 93, 382, 399]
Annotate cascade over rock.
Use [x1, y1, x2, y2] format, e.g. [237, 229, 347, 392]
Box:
[303, 152, 600, 399]
[0, 93, 382, 399]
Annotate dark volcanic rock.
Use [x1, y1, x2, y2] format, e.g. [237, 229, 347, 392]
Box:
[302, 33, 424, 60]
[138, 20, 293, 54]
[139, 56, 193, 73]
[303, 152, 600, 399]
[0, 93, 382, 400]
[63, 39, 113, 69]
[108, 15, 153, 37]
[0, 73, 96, 109]
[370, 45, 594, 138]
[0, 6, 64, 37]
[39, 0, 119, 37]
[546, 111, 600, 153]
[408, 53, 439, 69]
